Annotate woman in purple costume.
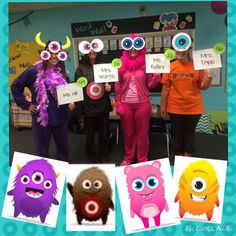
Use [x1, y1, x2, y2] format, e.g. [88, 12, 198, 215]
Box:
[11, 32, 73, 162]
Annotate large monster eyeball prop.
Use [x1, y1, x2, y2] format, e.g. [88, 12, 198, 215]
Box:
[133, 37, 145, 50]
[172, 33, 192, 52]
[48, 41, 61, 53]
[121, 37, 145, 50]
[57, 51, 68, 61]
[40, 50, 51, 60]
[121, 37, 133, 50]
[79, 39, 104, 54]
[79, 41, 91, 54]
[91, 39, 104, 52]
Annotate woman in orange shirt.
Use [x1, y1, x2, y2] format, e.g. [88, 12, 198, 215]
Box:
[161, 33, 213, 157]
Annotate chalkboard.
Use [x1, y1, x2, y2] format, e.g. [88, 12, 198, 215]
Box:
[71, 12, 196, 94]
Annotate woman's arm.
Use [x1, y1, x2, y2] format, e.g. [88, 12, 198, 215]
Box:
[160, 81, 171, 118]
[146, 73, 161, 89]
[11, 67, 36, 111]
[199, 69, 213, 90]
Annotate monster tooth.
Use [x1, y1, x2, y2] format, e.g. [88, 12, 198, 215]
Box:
[26, 192, 42, 199]
[191, 194, 206, 202]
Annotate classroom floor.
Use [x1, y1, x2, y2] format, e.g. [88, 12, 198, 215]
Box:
[9, 123, 228, 166]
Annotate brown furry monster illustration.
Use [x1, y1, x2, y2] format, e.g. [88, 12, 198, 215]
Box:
[67, 167, 114, 224]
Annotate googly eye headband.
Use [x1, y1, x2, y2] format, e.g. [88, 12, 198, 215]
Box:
[78, 39, 104, 54]
[35, 32, 71, 61]
[172, 32, 192, 52]
[121, 36, 145, 50]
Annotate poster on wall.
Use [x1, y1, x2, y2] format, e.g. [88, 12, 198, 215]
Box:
[9, 41, 41, 93]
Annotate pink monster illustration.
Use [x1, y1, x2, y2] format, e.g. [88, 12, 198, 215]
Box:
[124, 161, 169, 228]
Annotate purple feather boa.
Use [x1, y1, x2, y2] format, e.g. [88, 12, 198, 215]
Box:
[34, 61, 67, 127]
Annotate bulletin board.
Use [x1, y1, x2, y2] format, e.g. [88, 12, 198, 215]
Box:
[71, 12, 196, 94]
[9, 41, 41, 93]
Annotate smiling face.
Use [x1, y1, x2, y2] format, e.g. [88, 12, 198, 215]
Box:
[48, 53, 60, 67]
[125, 161, 166, 206]
[177, 160, 220, 215]
[131, 175, 159, 202]
[13, 159, 57, 204]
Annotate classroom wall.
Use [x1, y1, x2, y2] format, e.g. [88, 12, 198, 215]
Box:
[9, 2, 227, 113]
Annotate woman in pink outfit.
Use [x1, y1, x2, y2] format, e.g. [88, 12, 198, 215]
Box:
[115, 33, 161, 166]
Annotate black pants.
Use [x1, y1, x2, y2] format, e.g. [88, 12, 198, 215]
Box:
[84, 113, 109, 163]
[168, 113, 201, 155]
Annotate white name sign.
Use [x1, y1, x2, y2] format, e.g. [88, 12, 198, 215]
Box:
[94, 63, 119, 83]
[146, 54, 170, 73]
[57, 83, 84, 105]
[193, 48, 222, 70]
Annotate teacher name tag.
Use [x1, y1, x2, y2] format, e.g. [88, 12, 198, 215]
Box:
[146, 54, 170, 73]
[193, 48, 222, 70]
[57, 83, 84, 105]
[94, 63, 119, 83]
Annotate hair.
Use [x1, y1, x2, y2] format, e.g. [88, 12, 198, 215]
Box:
[42, 60, 67, 79]
[79, 51, 102, 66]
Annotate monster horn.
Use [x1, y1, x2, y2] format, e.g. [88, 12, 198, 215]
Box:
[17, 164, 21, 171]
[35, 32, 46, 48]
[61, 36, 71, 50]
[56, 173, 60, 178]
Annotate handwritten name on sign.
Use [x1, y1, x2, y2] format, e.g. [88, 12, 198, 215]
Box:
[193, 48, 222, 70]
[145, 54, 170, 73]
[57, 83, 84, 105]
[93, 63, 119, 83]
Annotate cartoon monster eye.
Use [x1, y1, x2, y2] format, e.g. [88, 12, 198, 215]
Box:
[78, 41, 91, 54]
[32, 172, 44, 184]
[133, 37, 145, 50]
[21, 175, 30, 185]
[191, 177, 207, 193]
[121, 37, 133, 50]
[132, 179, 144, 192]
[91, 39, 104, 52]
[40, 50, 50, 60]
[82, 179, 92, 189]
[57, 51, 68, 61]
[44, 180, 53, 189]
[94, 180, 103, 189]
[146, 176, 159, 189]
[48, 41, 61, 53]
[172, 33, 192, 52]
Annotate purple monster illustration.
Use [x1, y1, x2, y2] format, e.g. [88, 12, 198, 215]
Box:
[7, 159, 60, 223]
[124, 161, 169, 228]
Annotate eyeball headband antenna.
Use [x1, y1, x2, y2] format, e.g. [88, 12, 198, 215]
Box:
[172, 32, 192, 52]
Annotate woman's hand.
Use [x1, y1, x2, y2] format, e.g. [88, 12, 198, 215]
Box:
[105, 83, 111, 92]
[116, 101, 124, 117]
[160, 106, 167, 118]
[28, 104, 38, 115]
[205, 69, 213, 83]
[69, 103, 75, 111]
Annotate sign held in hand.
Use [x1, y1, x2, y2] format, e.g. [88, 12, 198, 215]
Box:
[193, 48, 222, 70]
[57, 83, 84, 105]
[93, 63, 119, 83]
[146, 54, 170, 73]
